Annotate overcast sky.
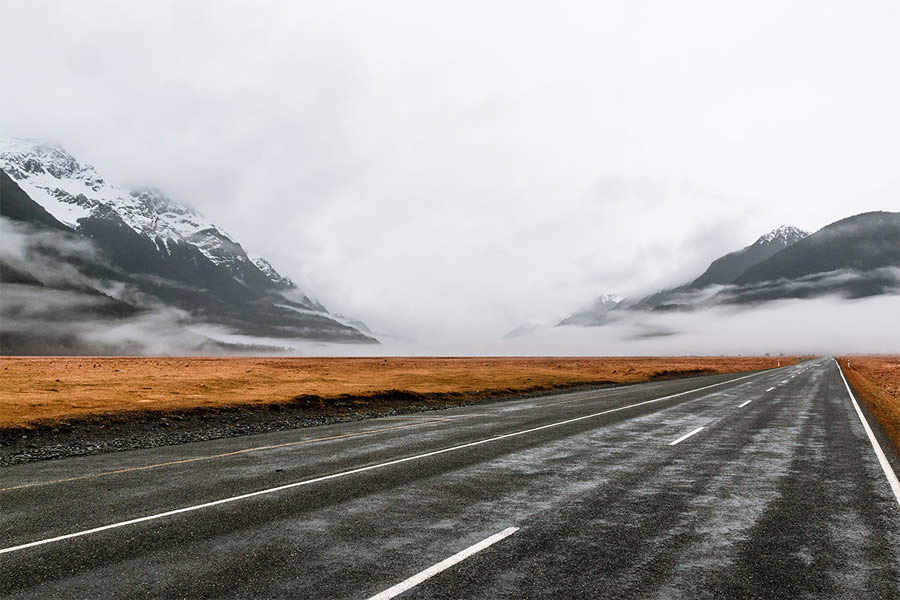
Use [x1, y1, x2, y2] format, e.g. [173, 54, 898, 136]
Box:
[3, 1, 899, 343]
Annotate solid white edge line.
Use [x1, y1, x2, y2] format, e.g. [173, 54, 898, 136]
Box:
[0, 367, 777, 555]
[834, 359, 900, 507]
[738, 399, 752, 408]
[366, 527, 519, 600]
[669, 426, 705, 446]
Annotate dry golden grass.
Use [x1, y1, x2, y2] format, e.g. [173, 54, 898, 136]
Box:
[0, 356, 802, 428]
[839, 356, 900, 454]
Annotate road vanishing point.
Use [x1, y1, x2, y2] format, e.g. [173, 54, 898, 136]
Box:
[1, 358, 898, 598]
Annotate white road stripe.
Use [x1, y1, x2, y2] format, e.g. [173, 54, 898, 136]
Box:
[738, 399, 752, 408]
[366, 527, 519, 600]
[669, 426, 704, 446]
[781, 380, 789, 383]
[834, 359, 900, 507]
[766, 387, 775, 392]
[0, 368, 771, 556]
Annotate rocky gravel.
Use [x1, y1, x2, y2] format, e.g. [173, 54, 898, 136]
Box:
[0, 384, 618, 467]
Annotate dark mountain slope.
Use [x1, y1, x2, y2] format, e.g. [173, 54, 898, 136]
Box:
[690, 225, 808, 288]
[622, 225, 809, 313]
[719, 211, 900, 302]
[735, 212, 900, 284]
[0, 169, 71, 232]
[0, 138, 377, 344]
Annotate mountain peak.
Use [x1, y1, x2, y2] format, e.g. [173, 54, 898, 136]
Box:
[646, 223, 812, 300]
[754, 225, 809, 247]
[1, 136, 377, 345]
[557, 293, 622, 326]
[594, 293, 623, 305]
[0, 136, 294, 289]
[0, 137, 98, 185]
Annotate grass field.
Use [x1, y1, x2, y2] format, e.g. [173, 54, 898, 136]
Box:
[0, 356, 802, 428]
[839, 356, 900, 455]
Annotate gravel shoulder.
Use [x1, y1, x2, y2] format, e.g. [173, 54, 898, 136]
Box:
[1, 383, 623, 466]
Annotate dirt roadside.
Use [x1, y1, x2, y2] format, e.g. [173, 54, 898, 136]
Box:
[838, 355, 900, 456]
[1, 356, 803, 466]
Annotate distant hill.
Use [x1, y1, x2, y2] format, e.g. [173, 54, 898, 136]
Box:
[560, 213, 899, 326]
[624, 224, 810, 313]
[0, 138, 377, 353]
[721, 211, 900, 302]
[690, 225, 809, 288]
[557, 294, 622, 327]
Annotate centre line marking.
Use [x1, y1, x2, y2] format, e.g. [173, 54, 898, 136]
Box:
[766, 387, 775, 392]
[669, 426, 704, 445]
[0, 369, 770, 555]
[366, 527, 519, 600]
[738, 399, 752, 408]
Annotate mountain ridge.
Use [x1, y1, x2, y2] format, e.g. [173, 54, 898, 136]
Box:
[0, 139, 377, 349]
[560, 214, 898, 327]
[689, 225, 809, 290]
[0, 138, 299, 291]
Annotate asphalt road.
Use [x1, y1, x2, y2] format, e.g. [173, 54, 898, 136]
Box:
[1, 358, 898, 599]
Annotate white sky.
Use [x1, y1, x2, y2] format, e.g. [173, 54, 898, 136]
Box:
[3, 1, 899, 344]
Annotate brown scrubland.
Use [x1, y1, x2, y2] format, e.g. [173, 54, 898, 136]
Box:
[839, 355, 900, 454]
[0, 356, 803, 428]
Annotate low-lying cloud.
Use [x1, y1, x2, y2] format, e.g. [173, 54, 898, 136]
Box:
[3, 214, 897, 357]
[0, 218, 230, 355]
[181, 293, 900, 357]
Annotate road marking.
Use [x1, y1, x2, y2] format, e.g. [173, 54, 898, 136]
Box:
[0, 418, 456, 493]
[738, 399, 752, 408]
[507, 381, 673, 411]
[834, 359, 900, 507]
[781, 380, 789, 383]
[537, 386, 631, 408]
[366, 527, 519, 600]
[669, 426, 704, 445]
[0, 369, 770, 555]
[0, 376, 756, 493]
[766, 387, 775, 392]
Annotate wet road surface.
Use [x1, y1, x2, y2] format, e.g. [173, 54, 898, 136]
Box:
[1, 358, 898, 599]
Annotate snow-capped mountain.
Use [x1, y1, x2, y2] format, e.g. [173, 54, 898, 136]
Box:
[727, 212, 900, 301]
[755, 224, 808, 246]
[0, 138, 376, 347]
[0, 138, 294, 289]
[563, 224, 812, 321]
[687, 224, 810, 291]
[560, 215, 898, 326]
[251, 256, 296, 289]
[557, 294, 623, 326]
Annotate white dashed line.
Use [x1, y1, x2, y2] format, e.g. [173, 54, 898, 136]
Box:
[367, 527, 519, 600]
[669, 426, 704, 446]
[738, 399, 752, 408]
[0, 369, 772, 555]
[766, 387, 775, 392]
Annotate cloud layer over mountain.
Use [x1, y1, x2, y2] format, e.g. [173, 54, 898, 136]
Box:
[2, 2, 899, 351]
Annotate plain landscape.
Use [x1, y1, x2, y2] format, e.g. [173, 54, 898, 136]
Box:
[0, 355, 805, 428]
[2, 3, 900, 598]
[840, 355, 900, 454]
[0, 355, 808, 466]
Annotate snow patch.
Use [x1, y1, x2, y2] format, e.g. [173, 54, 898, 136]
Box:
[0, 137, 295, 289]
[755, 225, 809, 246]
